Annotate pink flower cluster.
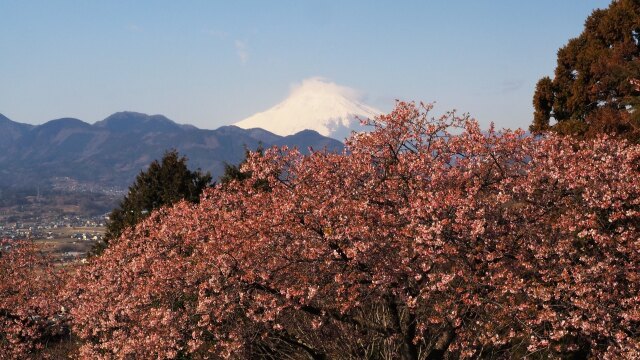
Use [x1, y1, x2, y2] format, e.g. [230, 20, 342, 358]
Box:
[2, 101, 639, 358]
[0, 240, 68, 359]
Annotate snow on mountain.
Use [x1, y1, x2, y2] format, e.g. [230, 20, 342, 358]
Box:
[234, 77, 381, 141]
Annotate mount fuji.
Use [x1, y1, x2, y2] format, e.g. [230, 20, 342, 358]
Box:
[234, 78, 381, 141]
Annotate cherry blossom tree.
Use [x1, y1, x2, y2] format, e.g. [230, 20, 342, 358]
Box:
[0, 240, 69, 359]
[63, 101, 640, 359]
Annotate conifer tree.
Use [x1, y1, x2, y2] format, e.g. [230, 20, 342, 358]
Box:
[95, 150, 211, 253]
[219, 144, 271, 191]
[530, 0, 640, 141]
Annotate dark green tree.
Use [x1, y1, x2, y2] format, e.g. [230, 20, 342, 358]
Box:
[219, 152, 253, 185]
[530, 0, 640, 142]
[219, 144, 270, 191]
[95, 150, 211, 254]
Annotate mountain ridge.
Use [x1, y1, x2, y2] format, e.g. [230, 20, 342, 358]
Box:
[94, 111, 182, 133]
[0, 112, 344, 190]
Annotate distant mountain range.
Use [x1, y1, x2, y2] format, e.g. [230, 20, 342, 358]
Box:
[0, 112, 343, 190]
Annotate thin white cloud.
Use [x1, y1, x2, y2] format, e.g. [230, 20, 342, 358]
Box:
[501, 79, 524, 94]
[126, 24, 142, 32]
[290, 77, 361, 100]
[235, 40, 249, 64]
[203, 29, 228, 40]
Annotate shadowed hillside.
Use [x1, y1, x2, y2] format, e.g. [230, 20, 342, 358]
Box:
[0, 112, 344, 189]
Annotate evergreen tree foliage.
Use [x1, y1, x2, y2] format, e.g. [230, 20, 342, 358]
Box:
[219, 149, 254, 185]
[530, 0, 640, 142]
[96, 150, 211, 253]
[219, 145, 270, 191]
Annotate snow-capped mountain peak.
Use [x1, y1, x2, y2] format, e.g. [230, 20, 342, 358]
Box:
[234, 77, 381, 141]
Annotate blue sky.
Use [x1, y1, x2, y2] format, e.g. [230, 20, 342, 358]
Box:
[0, 0, 611, 130]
